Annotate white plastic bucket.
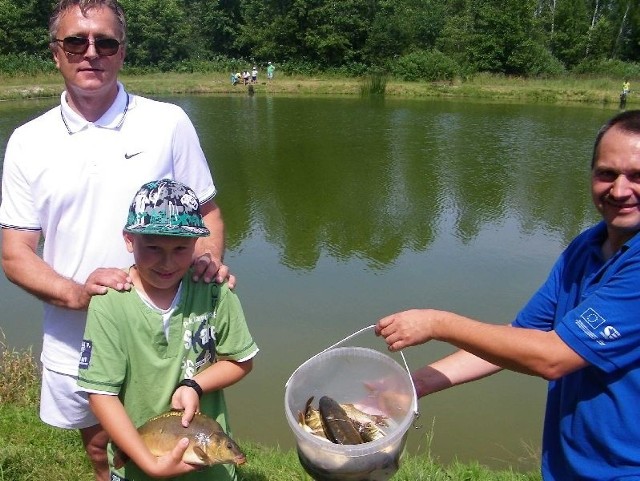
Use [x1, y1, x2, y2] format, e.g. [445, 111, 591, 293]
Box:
[285, 336, 418, 481]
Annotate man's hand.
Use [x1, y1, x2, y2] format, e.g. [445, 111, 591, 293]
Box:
[69, 267, 132, 310]
[191, 253, 236, 288]
[375, 309, 436, 352]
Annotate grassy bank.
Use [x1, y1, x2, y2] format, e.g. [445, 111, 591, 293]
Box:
[0, 71, 635, 106]
[0, 336, 541, 481]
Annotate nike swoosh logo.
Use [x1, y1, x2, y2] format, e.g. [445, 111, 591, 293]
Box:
[124, 151, 143, 159]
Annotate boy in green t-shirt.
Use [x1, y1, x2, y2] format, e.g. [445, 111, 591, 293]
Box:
[78, 179, 258, 481]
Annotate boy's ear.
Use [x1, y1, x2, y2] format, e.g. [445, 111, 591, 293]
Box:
[123, 231, 135, 253]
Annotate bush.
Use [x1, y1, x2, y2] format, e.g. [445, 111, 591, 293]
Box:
[389, 50, 460, 82]
[0, 53, 55, 76]
[571, 58, 640, 78]
[507, 41, 566, 77]
[277, 59, 322, 76]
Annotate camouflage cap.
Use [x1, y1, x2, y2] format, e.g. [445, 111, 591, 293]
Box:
[124, 179, 210, 237]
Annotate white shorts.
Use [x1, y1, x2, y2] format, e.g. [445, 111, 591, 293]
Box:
[40, 366, 99, 429]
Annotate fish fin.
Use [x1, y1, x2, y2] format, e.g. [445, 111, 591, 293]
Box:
[193, 446, 211, 464]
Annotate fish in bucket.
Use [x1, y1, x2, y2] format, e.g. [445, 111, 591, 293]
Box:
[284, 326, 419, 481]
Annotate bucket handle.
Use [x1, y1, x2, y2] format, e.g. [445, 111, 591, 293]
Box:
[285, 324, 419, 417]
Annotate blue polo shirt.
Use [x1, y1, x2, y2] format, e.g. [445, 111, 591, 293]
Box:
[513, 222, 640, 480]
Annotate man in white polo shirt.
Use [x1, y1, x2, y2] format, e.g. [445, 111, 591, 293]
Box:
[0, 1, 232, 480]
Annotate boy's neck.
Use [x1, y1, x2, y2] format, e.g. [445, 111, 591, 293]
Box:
[129, 266, 182, 310]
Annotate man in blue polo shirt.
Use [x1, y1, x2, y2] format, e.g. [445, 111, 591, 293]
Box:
[375, 109, 640, 480]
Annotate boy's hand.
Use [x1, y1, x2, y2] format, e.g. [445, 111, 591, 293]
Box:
[171, 387, 200, 427]
[151, 437, 198, 477]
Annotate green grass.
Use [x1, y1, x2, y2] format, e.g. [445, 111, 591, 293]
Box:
[0, 71, 636, 107]
[0, 332, 540, 481]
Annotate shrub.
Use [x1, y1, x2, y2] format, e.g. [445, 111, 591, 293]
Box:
[506, 41, 566, 77]
[571, 58, 640, 78]
[0, 53, 55, 76]
[389, 50, 460, 82]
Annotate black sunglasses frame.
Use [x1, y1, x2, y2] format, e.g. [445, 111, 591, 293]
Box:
[54, 36, 121, 56]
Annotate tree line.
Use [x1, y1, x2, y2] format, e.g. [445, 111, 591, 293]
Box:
[1, 0, 639, 79]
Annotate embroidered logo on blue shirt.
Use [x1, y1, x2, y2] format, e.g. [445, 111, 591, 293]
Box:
[79, 340, 92, 369]
[580, 307, 607, 330]
[601, 325, 621, 340]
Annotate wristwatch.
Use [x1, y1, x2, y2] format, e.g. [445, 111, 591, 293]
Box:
[176, 378, 203, 398]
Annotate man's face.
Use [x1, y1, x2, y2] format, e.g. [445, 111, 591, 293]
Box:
[592, 125, 640, 247]
[51, 5, 125, 97]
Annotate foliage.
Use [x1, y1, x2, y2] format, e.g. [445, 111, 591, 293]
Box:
[572, 58, 640, 78]
[0, 53, 56, 76]
[507, 40, 566, 77]
[360, 70, 388, 96]
[0, 331, 39, 406]
[0, 0, 639, 77]
[390, 50, 460, 82]
[0, 0, 50, 56]
[120, 0, 193, 69]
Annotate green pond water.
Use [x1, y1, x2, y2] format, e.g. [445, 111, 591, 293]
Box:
[0, 93, 617, 471]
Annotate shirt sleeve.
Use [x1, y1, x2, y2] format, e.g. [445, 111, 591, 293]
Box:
[0, 129, 41, 230]
[555, 253, 640, 373]
[212, 284, 258, 362]
[77, 292, 127, 394]
[512, 254, 564, 332]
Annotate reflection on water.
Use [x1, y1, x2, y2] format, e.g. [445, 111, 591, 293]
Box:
[0, 94, 614, 471]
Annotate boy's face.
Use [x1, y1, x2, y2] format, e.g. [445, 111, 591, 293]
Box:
[123, 233, 196, 291]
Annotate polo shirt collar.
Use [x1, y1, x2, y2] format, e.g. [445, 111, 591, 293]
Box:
[60, 82, 129, 134]
[593, 220, 640, 259]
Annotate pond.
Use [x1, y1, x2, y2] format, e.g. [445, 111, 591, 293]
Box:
[0, 93, 616, 471]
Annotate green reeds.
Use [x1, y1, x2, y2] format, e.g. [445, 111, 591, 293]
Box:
[360, 71, 387, 97]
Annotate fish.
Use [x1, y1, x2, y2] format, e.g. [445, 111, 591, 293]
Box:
[340, 403, 389, 428]
[353, 420, 386, 442]
[113, 410, 246, 469]
[298, 396, 330, 440]
[318, 395, 364, 445]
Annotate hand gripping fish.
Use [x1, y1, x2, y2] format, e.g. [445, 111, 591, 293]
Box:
[113, 410, 246, 469]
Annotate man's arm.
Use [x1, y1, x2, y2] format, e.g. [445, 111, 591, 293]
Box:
[1, 228, 131, 310]
[376, 309, 588, 381]
[411, 350, 502, 398]
[192, 200, 236, 287]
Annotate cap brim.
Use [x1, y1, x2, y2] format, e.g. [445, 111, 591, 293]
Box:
[124, 225, 210, 237]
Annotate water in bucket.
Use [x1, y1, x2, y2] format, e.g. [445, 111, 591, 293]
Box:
[285, 346, 417, 481]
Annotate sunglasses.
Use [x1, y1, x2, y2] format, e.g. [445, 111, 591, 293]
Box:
[54, 36, 121, 56]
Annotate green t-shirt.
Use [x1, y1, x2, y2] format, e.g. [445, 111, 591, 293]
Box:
[78, 272, 258, 481]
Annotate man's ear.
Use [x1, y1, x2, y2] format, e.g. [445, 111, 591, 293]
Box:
[50, 43, 62, 70]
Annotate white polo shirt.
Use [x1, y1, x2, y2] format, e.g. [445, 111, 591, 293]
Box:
[0, 83, 216, 375]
